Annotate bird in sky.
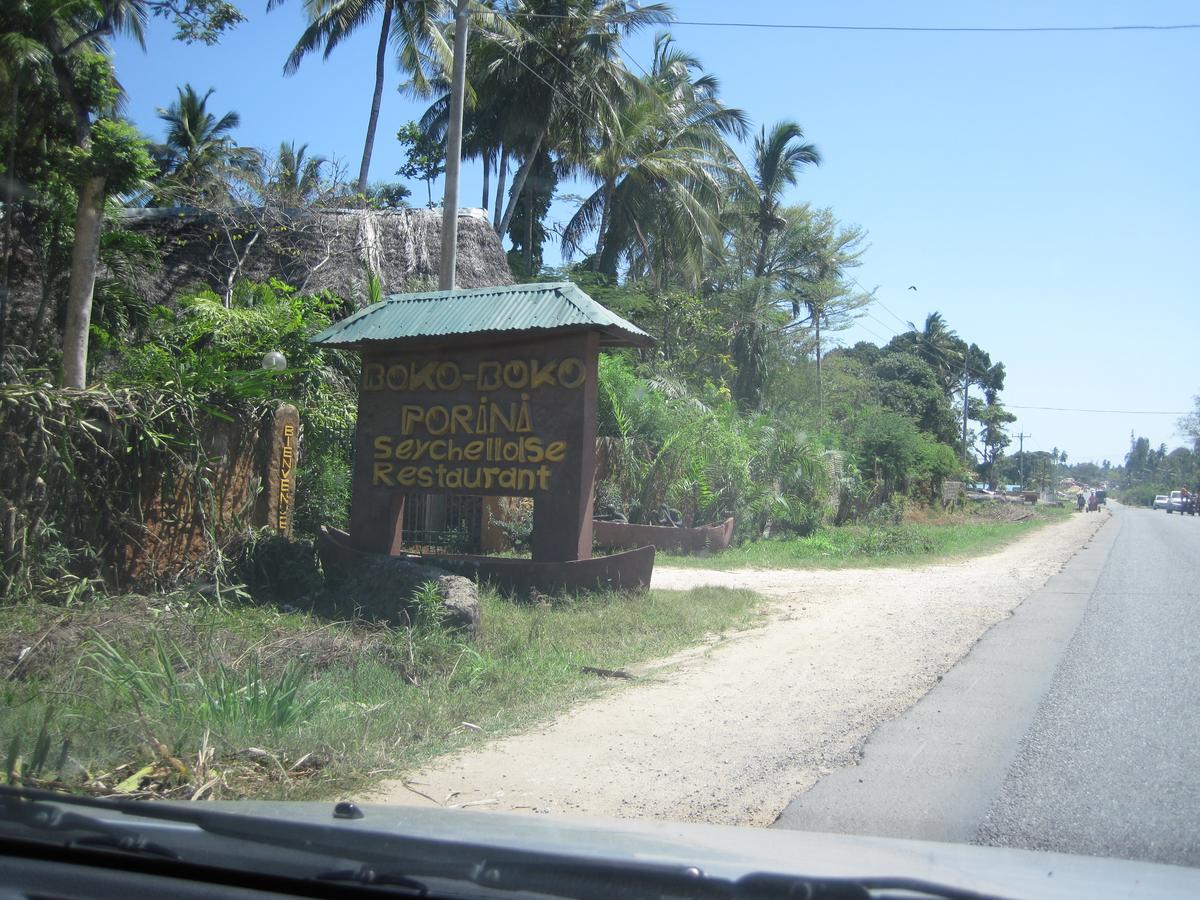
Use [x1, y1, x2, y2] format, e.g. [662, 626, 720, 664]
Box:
[908, 285, 918, 291]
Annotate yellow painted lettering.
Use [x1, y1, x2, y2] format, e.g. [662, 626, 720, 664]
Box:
[425, 406, 450, 435]
[530, 358, 557, 389]
[362, 363, 385, 390]
[410, 361, 437, 390]
[386, 364, 408, 390]
[478, 361, 502, 390]
[451, 404, 473, 433]
[435, 362, 462, 391]
[401, 405, 425, 434]
[558, 357, 586, 389]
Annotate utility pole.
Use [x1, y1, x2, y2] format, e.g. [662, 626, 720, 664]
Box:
[438, 0, 471, 291]
[961, 366, 970, 466]
[1017, 431, 1031, 487]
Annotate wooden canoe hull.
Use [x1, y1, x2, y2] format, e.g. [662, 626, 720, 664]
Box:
[592, 517, 736, 554]
[317, 526, 655, 595]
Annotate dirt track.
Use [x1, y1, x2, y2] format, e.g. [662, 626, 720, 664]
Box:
[368, 510, 1109, 826]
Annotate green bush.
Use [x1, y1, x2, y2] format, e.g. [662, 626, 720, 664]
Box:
[596, 354, 831, 538]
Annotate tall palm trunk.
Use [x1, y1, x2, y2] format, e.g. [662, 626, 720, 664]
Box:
[815, 313, 822, 418]
[753, 214, 771, 280]
[492, 145, 508, 232]
[0, 78, 18, 363]
[498, 126, 546, 238]
[61, 174, 105, 389]
[481, 153, 490, 210]
[356, 0, 394, 193]
[524, 176, 534, 275]
[592, 177, 615, 272]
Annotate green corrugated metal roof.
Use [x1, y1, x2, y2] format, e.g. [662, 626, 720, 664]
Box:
[309, 281, 652, 350]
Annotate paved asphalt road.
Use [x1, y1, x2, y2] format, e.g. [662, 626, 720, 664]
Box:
[775, 504, 1200, 868]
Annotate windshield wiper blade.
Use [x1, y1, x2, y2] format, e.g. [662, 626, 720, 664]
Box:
[735, 872, 1006, 900]
[314, 865, 428, 896]
[0, 791, 181, 861]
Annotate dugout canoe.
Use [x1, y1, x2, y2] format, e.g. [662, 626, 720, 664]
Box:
[591, 516, 736, 554]
[317, 526, 655, 595]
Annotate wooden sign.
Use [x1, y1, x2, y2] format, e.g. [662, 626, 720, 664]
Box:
[258, 404, 299, 538]
[348, 332, 599, 562]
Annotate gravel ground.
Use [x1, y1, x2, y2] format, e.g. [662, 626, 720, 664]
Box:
[369, 510, 1107, 826]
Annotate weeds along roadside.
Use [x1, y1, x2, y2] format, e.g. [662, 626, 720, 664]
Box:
[1, 581, 761, 801]
[656, 503, 1072, 571]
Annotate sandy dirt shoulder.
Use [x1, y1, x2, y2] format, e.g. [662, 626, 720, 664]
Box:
[367, 510, 1109, 826]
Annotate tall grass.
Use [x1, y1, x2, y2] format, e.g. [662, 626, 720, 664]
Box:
[85, 633, 325, 741]
[1, 585, 760, 799]
[659, 506, 1069, 570]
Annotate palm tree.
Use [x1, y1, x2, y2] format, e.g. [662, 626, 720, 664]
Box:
[275, 0, 449, 194]
[152, 84, 258, 205]
[729, 120, 820, 408]
[475, 0, 673, 239]
[746, 121, 820, 282]
[561, 33, 748, 282]
[904, 311, 966, 395]
[264, 140, 327, 206]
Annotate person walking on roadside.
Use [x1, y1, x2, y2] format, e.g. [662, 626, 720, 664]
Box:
[1077, 492, 1086, 512]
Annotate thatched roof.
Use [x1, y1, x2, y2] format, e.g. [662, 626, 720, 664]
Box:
[115, 206, 513, 305]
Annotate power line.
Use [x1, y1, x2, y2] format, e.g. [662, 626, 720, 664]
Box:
[517, 13, 1200, 34]
[1005, 404, 1188, 415]
[850, 287, 999, 386]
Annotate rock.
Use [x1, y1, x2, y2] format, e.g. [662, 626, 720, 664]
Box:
[436, 575, 482, 638]
[332, 556, 481, 636]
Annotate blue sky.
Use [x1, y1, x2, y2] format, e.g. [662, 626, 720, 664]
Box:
[112, 0, 1199, 466]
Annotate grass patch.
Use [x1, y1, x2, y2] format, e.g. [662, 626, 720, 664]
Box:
[1, 583, 760, 801]
[659, 503, 1073, 570]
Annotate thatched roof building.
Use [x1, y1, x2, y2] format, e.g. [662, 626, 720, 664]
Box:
[115, 206, 513, 305]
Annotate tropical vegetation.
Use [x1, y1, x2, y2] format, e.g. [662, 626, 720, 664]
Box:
[0, 0, 1044, 595]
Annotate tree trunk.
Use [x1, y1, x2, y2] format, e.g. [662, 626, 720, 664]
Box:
[498, 127, 546, 239]
[0, 78, 18, 364]
[61, 174, 106, 389]
[524, 177, 534, 275]
[356, 0, 394, 194]
[492, 145, 508, 232]
[481, 153, 490, 210]
[754, 224, 770, 280]
[592, 177, 615, 272]
[815, 314, 822, 418]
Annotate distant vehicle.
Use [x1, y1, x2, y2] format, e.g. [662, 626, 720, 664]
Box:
[1154, 495, 1169, 510]
[1096, 489, 1107, 505]
[1167, 491, 1185, 513]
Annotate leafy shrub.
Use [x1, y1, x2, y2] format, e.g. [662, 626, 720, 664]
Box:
[233, 530, 324, 605]
[596, 354, 831, 538]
